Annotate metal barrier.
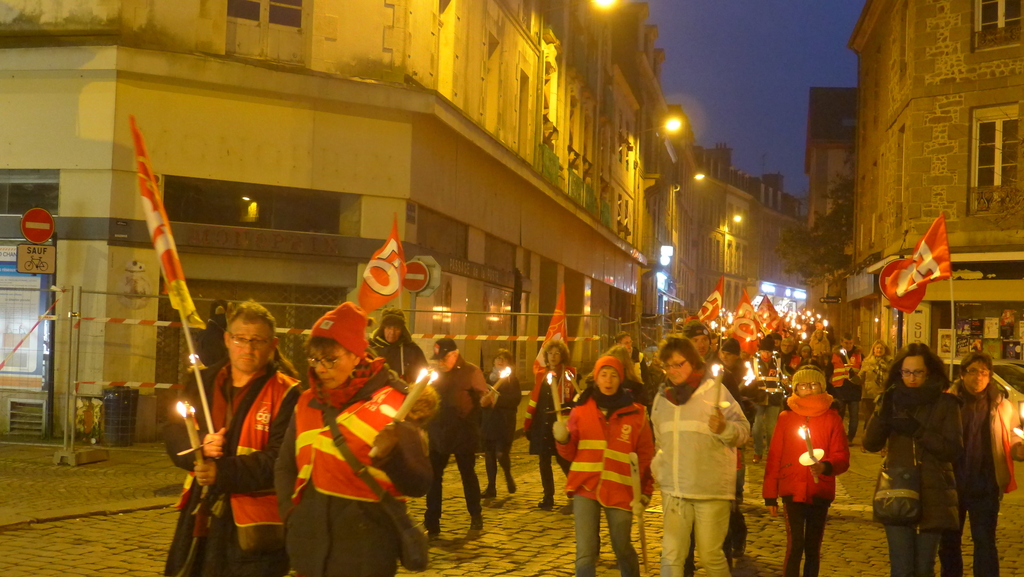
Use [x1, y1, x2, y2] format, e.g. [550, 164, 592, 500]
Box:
[0, 285, 62, 440]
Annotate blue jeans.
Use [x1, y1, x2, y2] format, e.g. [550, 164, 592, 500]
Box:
[938, 492, 1001, 577]
[752, 404, 781, 456]
[573, 495, 639, 577]
[885, 525, 942, 577]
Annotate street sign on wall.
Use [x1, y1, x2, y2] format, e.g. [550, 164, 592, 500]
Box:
[20, 208, 55, 244]
[17, 244, 55, 274]
[819, 296, 842, 304]
[405, 255, 441, 297]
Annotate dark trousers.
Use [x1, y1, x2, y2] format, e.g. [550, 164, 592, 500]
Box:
[939, 492, 1001, 577]
[483, 438, 513, 490]
[783, 500, 829, 577]
[424, 450, 481, 531]
[538, 451, 571, 503]
[836, 399, 859, 441]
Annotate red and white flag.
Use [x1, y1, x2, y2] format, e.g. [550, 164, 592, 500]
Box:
[129, 116, 204, 329]
[698, 276, 724, 323]
[880, 214, 952, 313]
[534, 286, 567, 375]
[358, 215, 407, 313]
[733, 289, 759, 354]
[756, 295, 781, 332]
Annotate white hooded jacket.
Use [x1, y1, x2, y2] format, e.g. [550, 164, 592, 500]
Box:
[651, 374, 750, 500]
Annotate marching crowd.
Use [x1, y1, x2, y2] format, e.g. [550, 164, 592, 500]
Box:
[163, 300, 1024, 577]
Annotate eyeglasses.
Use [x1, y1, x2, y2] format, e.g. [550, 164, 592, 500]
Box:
[965, 368, 992, 377]
[230, 334, 271, 348]
[900, 369, 926, 379]
[795, 382, 821, 390]
[308, 356, 341, 369]
[665, 360, 689, 371]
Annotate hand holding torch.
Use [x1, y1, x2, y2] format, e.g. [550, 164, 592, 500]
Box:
[369, 369, 438, 458]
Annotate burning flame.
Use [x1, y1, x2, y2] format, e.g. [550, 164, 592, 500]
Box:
[823, 320, 829, 327]
[711, 364, 721, 377]
[415, 368, 430, 384]
[428, 370, 439, 384]
[546, 372, 554, 385]
[798, 425, 809, 440]
[743, 361, 755, 386]
[176, 401, 194, 418]
[500, 367, 512, 379]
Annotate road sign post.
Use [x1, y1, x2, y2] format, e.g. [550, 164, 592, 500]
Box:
[405, 255, 441, 297]
[17, 244, 56, 274]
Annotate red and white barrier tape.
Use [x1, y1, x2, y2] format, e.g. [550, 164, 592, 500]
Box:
[39, 315, 603, 341]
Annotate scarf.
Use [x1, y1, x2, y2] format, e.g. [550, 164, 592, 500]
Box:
[787, 392, 835, 417]
[893, 377, 943, 408]
[591, 387, 634, 415]
[311, 357, 387, 409]
[664, 369, 705, 406]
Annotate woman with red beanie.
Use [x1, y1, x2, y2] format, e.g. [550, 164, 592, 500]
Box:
[274, 302, 437, 577]
[762, 365, 850, 577]
[555, 355, 654, 577]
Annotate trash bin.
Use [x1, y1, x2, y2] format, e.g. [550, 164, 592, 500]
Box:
[102, 387, 139, 446]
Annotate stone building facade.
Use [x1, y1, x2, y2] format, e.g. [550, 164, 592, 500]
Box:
[850, 0, 1024, 354]
[0, 0, 696, 436]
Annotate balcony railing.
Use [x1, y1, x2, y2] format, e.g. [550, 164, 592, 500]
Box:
[976, 23, 1021, 49]
[568, 170, 585, 205]
[536, 143, 561, 187]
[584, 182, 599, 216]
[601, 200, 613, 229]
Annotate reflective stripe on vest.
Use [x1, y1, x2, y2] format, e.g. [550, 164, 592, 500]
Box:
[565, 400, 646, 510]
[291, 385, 407, 503]
[832, 365, 850, 386]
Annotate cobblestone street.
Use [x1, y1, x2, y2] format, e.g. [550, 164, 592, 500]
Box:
[3, 437, 1024, 576]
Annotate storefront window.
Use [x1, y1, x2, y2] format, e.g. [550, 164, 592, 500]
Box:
[0, 170, 59, 215]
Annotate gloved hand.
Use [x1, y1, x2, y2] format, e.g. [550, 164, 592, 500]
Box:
[552, 420, 569, 444]
[891, 416, 920, 437]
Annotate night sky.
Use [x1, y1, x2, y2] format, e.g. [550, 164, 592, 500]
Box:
[646, 1, 866, 197]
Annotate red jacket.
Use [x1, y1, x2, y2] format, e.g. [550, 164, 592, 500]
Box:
[763, 397, 850, 505]
[557, 395, 654, 510]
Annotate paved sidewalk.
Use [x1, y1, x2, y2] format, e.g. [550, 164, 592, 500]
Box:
[2, 437, 1024, 576]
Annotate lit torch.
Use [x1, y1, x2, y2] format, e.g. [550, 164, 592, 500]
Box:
[798, 425, 823, 484]
[369, 368, 438, 458]
[176, 401, 203, 466]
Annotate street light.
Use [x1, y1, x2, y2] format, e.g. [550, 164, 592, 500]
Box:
[664, 117, 683, 133]
[693, 173, 706, 180]
[733, 214, 742, 223]
[593, 0, 617, 8]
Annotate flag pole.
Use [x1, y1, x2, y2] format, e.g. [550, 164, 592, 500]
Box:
[948, 277, 955, 381]
[180, 311, 213, 434]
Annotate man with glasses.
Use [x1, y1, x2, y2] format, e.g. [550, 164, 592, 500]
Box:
[424, 338, 494, 538]
[165, 300, 301, 577]
[939, 352, 1024, 577]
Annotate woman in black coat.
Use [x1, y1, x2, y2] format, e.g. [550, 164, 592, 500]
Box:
[481, 349, 521, 498]
[863, 343, 963, 577]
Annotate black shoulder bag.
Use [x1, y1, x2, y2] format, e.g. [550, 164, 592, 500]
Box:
[321, 406, 430, 571]
[873, 437, 922, 525]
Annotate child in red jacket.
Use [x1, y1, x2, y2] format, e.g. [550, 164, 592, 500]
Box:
[763, 365, 850, 577]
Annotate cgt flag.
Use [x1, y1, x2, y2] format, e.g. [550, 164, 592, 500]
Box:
[756, 295, 781, 332]
[698, 276, 724, 323]
[534, 285, 567, 375]
[129, 116, 204, 329]
[733, 289, 759, 355]
[880, 214, 952, 313]
[358, 215, 407, 313]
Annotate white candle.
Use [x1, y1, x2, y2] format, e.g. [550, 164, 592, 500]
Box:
[548, 372, 565, 424]
[176, 401, 203, 466]
[798, 425, 820, 484]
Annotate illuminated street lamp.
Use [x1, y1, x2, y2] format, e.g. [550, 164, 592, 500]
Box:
[593, 0, 617, 8]
[694, 173, 706, 180]
[733, 214, 743, 223]
[664, 117, 683, 133]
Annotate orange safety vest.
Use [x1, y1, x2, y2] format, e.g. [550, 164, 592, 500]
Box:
[177, 371, 298, 528]
[290, 385, 407, 503]
[563, 398, 652, 510]
[831, 351, 861, 387]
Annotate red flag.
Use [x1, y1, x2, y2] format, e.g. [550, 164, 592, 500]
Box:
[698, 276, 724, 323]
[756, 296, 781, 332]
[534, 286, 567, 375]
[732, 289, 759, 355]
[358, 215, 407, 313]
[880, 214, 952, 313]
[129, 116, 204, 329]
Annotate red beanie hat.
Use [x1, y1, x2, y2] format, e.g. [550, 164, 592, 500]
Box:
[311, 302, 369, 357]
[593, 355, 625, 381]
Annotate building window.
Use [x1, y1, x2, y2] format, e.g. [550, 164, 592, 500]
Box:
[0, 170, 59, 215]
[227, 0, 304, 63]
[976, 0, 1021, 49]
[971, 105, 1019, 214]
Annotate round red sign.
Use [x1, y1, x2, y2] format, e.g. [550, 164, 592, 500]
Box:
[403, 261, 430, 292]
[21, 208, 55, 244]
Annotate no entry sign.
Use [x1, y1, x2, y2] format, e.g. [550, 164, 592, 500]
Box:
[404, 255, 441, 297]
[21, 208, 55, 244]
